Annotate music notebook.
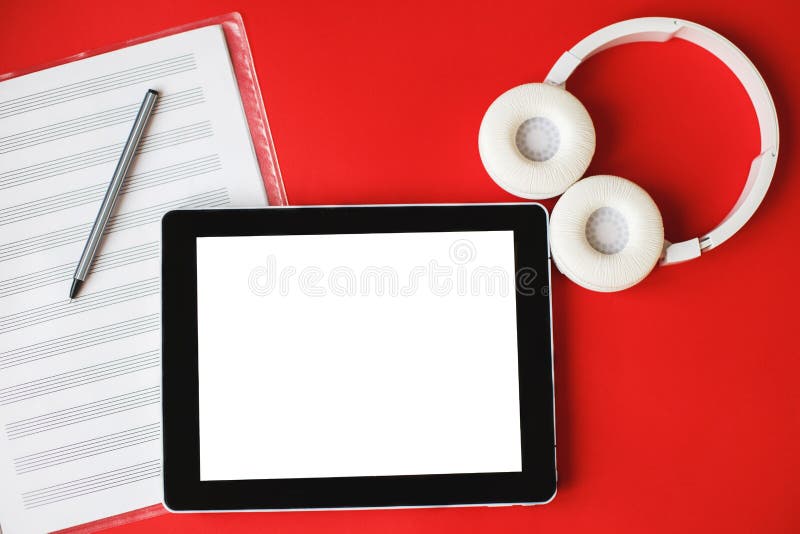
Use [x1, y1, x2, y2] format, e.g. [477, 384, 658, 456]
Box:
[0, 14, 284, 533]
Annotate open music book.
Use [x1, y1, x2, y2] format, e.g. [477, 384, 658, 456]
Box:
[0, 24, 268, 533]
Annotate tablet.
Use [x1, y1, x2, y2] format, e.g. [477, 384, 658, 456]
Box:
[161, 204, 556, 511]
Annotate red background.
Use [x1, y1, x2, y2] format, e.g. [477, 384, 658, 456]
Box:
[2, 0, 799, 532]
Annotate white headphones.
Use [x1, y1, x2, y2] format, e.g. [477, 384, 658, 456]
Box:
[478, 17, 779, 291]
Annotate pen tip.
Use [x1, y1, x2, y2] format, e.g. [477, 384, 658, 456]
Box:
[69, 279, 82, 300]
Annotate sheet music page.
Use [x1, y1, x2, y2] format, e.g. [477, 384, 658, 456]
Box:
[0, 25, 267, 533]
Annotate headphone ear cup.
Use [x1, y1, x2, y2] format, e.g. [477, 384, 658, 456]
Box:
[550, 175, 665, 292]
[478, 83, 596, 199]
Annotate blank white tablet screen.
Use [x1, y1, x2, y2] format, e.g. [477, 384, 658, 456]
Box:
[196, 231, 521, 481]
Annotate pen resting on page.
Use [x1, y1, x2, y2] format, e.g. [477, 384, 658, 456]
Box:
[69, 90, 159, 301]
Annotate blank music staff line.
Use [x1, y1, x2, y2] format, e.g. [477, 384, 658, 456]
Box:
[0, 350, 160, 406]
[0, 87, 205, 154]
[14, 423, 160, 474]
[0, 154, 222, 226]
[0, 54, 196, 119]
[21, 460, 161, 509]
[0, 278, 160, 335]
[5, 386, 160, 440]
[0, 242, 160, 299]
[0, 314, 159, 371]
[0, 188, 229, 262]
[0, 121, 214, 191]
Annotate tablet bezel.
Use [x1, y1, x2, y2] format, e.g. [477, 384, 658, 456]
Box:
[161, 204, 556, 511]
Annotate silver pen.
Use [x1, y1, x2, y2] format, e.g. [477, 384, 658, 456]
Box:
[69, 89, 159, 300]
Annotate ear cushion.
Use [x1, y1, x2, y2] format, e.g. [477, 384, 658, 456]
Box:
[550, 175, 664, 292]
[478, 83, 596, 199]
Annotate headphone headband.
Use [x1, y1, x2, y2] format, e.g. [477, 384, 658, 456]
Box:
[544, 17, 779, 265]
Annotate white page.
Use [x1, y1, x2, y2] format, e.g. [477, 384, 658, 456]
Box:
[0, 25, 267, 533]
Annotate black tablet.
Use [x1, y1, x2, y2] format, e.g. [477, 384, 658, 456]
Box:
[161, 203, 556, 511]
